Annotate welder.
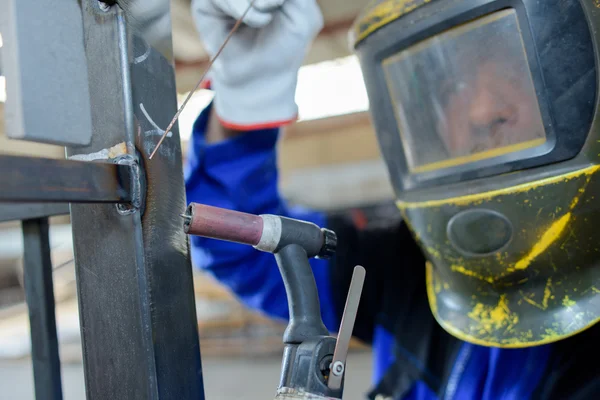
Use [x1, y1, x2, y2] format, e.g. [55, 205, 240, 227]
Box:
[185, 0, 600, 398]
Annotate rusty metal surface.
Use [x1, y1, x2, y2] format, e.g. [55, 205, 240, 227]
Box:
[0, 155, 132, 204]
[66, 1, 204, 399]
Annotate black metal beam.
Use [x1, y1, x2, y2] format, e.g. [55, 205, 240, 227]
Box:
[0, 155, 132, 204]
[66, 2, 205, 399]
[0, 203, 70, 223]
[22, 218, 63, 400]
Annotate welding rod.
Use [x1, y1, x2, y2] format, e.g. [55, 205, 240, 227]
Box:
[182, 203, 336, 258]
[148, 0, 259, 159]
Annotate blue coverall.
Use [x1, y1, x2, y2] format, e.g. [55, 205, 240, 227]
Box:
[184, 101, 557, 400]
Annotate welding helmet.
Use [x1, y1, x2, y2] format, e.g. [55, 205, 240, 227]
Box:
[352, 0, 600, 347]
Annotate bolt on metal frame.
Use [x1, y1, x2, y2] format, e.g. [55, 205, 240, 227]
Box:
[0, 1, 206, 399]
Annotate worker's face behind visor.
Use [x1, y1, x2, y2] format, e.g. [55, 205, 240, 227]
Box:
[383, 9, 546, 173]
[354, 0, 600, 348]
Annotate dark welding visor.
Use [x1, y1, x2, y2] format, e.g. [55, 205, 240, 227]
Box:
[354, 2, 596, 194]
[382, 9, 546, 174]
[353, 1, 600, 347]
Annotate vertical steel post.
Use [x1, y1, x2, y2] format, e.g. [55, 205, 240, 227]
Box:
[22, 218, 63, 400]
[66, 1, 205, 399]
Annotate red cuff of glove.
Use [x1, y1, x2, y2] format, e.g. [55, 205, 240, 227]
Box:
[216, 113, 298, 131]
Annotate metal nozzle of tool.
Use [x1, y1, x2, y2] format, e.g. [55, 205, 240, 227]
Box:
[182, 203, 336, 259]
[182, 202, 363, 399]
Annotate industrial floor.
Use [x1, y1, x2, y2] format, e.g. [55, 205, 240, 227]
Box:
[0, 351, 373, 400]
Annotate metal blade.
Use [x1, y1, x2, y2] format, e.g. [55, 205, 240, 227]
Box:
[327, 265, 366, 391]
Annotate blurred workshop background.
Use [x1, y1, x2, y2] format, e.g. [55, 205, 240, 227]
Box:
[0, 0, 396, 398]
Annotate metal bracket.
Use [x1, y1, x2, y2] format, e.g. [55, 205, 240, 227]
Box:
[0, 154, 133, 204]
[0, 0, 93, 146]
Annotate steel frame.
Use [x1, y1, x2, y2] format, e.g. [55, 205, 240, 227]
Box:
[21, 217, 64, 400]
[0, 1, 206, 399]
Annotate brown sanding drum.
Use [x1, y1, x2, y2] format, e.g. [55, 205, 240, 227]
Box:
[182, 203, 264, 246]
[183, 202, 336, 258]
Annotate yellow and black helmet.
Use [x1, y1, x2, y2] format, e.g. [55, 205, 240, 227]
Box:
[352, 0, 600, 347]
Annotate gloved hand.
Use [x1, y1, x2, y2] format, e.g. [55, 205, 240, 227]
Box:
[191, 0, 324, 130]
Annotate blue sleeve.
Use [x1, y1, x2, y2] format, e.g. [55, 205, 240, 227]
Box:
[183, 101, 340, 332]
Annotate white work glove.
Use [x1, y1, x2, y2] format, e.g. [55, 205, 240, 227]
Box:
[192, 0, 324, 130]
